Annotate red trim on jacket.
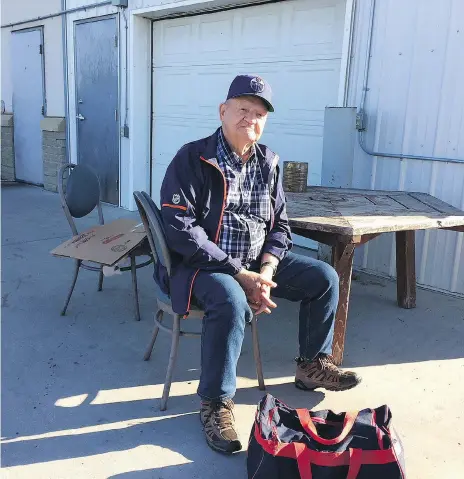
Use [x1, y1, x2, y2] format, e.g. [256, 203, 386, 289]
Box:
[162, 203, 187, 211]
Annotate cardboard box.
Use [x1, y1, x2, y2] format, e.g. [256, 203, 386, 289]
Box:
[51, 218, 146, 266]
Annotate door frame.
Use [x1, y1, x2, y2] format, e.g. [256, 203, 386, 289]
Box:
[72, 14, 121, 205]
[11, 25, 47, 184]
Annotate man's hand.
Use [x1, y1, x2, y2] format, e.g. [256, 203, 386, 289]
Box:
[234, 269, 277, 314]
[254, 266, 275, 315]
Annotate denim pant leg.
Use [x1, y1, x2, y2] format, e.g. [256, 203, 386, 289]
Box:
[272, 251, 339, 360]
[192, 271, 253, 401]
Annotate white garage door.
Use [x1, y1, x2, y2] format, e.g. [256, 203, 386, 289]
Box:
[151, 0, 345, 245]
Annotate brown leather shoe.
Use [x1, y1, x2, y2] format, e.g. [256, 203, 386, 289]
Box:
[295, 354, 361, 392]
[200, 399, 242, 454]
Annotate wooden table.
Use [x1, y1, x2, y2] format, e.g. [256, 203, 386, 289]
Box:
[286, 187, 464, 365]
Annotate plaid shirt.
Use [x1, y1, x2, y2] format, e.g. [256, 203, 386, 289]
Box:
[216, 128, 271, 266]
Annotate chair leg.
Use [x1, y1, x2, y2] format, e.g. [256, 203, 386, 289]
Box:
[143, 310, 163, 361]
[61, 260, 81, 316]
[130, 253, 141, 321]
[98, 267, 104, 292]
[251, 316, 266, 391]
[160, 314, 181, 411]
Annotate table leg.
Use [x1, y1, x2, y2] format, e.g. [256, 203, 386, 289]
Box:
[396, 230, 416, 309]
[331, 242, 356, 366]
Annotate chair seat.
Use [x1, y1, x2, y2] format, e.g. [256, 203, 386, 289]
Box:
[154, 280, 204, 319]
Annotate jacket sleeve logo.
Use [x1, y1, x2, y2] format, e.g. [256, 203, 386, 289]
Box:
[172, 194, 181, 205]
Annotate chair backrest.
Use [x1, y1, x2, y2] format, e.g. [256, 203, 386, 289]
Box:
[133, 191, 172, 277]
[58, 164, 104, 236]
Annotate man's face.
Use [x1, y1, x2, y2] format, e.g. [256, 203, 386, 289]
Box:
[219, 96, 268, 146]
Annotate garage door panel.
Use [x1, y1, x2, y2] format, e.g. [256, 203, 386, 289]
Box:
[154, 60, 341, 118]
[240, 13, 281, 52]
[154, 69, 234, 113]
[153, 119, 217, 155]
[163, 23, 194, 55]
[261, 127, 323, 184]
[198, 18, 234, 52]
[151, 164, 168, 205]
[259, 60, 340, 117]
[154, 0, 345, 68]
[291, 2, 344, 48]
[283, 66, 341, 112]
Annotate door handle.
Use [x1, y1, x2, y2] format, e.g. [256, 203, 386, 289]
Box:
[76, 113, 85, 121]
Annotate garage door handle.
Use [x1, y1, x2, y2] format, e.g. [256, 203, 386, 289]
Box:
[76, 114, 85, 121]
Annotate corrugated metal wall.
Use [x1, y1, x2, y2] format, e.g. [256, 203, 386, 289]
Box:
[347, 0, 464, 295]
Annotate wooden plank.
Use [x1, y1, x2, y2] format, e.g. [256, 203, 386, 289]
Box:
[442, 225, 464, 233]
[389, 194, 436, 213]
[290, 214, 464, 236]
[396, 230, 416, 309]
[287, 188, 464, 236]
[331, 242, 355, 365]
[288, 218, 354, 236]
[290, 228, 353, 246]
[408, 192, 464, 215]
[356, 233, 382, 245]
[306, 186, 410, 196]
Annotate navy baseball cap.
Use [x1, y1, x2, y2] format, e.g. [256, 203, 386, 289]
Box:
[226, 74, 274, 112]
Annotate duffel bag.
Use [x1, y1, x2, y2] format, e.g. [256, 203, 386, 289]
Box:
[247, 394, 405, 479]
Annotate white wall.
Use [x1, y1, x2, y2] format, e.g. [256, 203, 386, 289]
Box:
[347, 0, 464, 294]
[1, 0, 65, 116]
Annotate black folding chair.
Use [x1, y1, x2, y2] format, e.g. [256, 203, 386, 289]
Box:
[133, 191, 265, 411]
[57, 164, 151, 320]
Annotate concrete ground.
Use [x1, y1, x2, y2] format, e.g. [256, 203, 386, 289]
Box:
[1, 184, 464, 479]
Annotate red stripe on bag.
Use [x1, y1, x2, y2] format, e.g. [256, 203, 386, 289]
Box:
[253, 425, 398, 466]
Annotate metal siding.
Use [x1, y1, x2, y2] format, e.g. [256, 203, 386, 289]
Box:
[348, 0, 464, 294]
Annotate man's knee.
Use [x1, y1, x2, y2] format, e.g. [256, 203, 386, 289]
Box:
[313, 261, 339, 295]
[202, 275, 252, 325]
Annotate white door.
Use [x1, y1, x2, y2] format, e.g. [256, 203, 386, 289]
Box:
[151, 0, 345, 246]
[11, 28, 46, 185]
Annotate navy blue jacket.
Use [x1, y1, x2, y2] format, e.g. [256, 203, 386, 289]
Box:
[157, 128, 293, 315]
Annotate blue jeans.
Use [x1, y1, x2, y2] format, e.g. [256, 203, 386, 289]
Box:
[192, 251, 339, 401]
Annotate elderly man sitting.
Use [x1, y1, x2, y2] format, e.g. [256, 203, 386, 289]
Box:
[158, 75, 361, 455]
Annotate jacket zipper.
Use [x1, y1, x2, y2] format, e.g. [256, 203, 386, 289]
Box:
[268, 154, 279, 230]
[200, 156, 228, 244]
[184, 156, 228, 315]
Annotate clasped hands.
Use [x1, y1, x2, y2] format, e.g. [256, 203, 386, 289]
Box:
[234, 268, 277, 315]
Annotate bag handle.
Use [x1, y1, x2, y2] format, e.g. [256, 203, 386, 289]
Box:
[346, 448, 362, 479]
[296, 409, 358, 445]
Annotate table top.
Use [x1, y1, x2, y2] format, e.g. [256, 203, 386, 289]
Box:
[286, 187, 464, 236]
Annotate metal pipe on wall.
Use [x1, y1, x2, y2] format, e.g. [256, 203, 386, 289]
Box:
[357, 0, 464, 165]
[1, 1, 113, 29]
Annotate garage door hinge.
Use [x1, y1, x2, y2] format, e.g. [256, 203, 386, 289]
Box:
[39, 44, 43, 55]
[41, 105, 45, 115]
[114, 35, 118, 47]
[116, 179, 119, 191]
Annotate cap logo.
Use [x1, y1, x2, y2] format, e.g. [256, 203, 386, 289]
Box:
[250, 77, 265, 93]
